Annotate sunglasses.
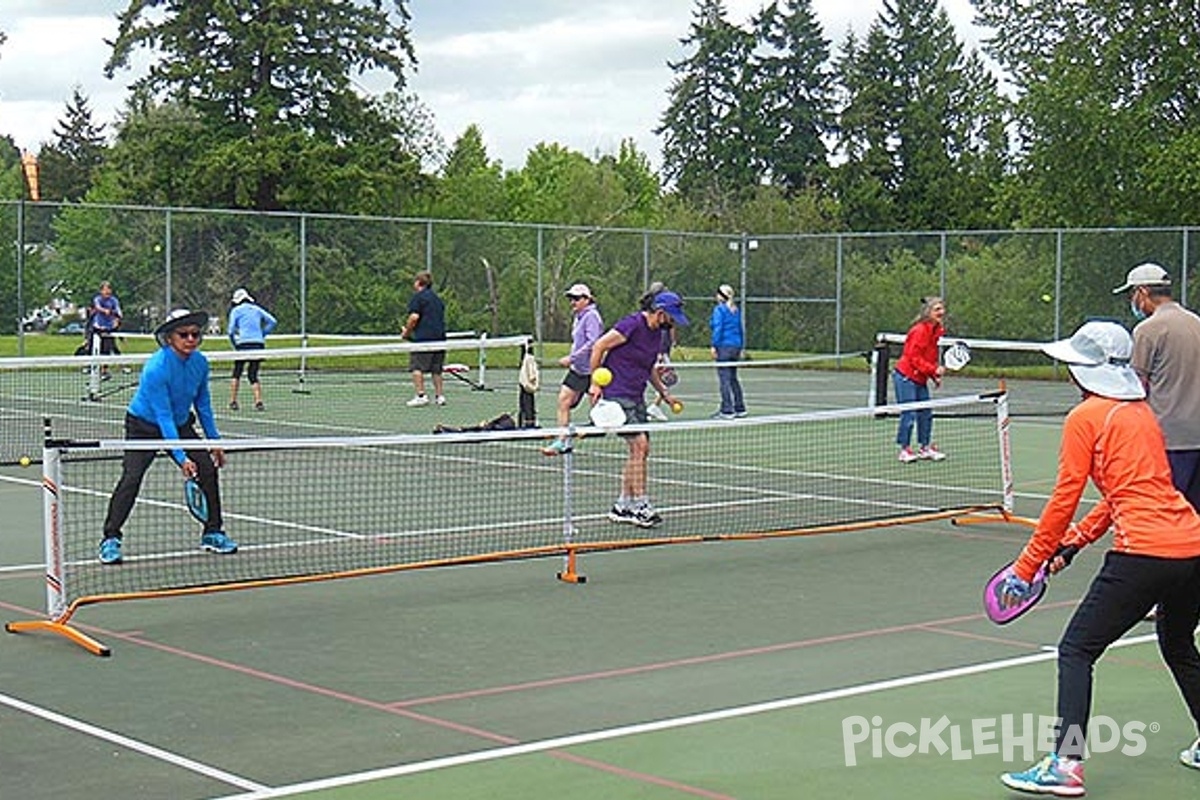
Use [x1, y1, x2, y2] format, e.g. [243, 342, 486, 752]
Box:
[567, 295, 587, 301]
[174, 329, 202, 340]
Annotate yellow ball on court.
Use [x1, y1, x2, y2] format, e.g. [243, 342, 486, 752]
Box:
[18, 456, 32, 468]
[671, 401, 684, 414]
[593, 366, 612, 387]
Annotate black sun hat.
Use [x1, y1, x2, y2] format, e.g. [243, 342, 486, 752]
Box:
[154, 308, 209, 347]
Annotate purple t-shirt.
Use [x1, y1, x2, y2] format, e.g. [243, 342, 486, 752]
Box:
[603, 312, 662, 401]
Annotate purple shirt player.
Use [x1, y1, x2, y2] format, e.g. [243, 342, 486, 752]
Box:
[587, 289, 688, 528]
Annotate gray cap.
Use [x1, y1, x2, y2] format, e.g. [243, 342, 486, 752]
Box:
[1112, 263, 1171, 294]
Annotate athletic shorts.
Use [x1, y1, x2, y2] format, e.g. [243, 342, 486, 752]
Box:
[410, 350, 445, 374]
[613, 396, 649, 438]
[562, 369, 590, 395]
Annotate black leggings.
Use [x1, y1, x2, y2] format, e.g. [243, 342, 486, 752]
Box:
[102, 413, 224, 540]
[1055, 551, 1200, 757]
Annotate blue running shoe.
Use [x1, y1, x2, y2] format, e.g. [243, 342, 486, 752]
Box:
[98, 537, 123, 565]
[200, 531, 238, 554]
[1000, 752, 1084, 797]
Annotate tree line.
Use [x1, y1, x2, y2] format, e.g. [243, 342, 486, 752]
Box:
[2, 1, 1198, 232]
[2, 0, 1198, 350]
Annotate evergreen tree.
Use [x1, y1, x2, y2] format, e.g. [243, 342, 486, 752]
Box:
[38, 88, 109, 202]
[657, 0, 757, 214]
[832, 25, 899, 230]
[751, 0, 834, 193]
[101, 0, 420, 212]
[832, 0, 1008, 230]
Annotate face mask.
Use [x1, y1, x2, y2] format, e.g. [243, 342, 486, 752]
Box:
[1130, 298, 1147, 321]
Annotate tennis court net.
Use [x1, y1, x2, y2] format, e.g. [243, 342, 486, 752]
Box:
[0, 335, 530, 465]
[8, 389, 1014, 655]
[871, 333, 1077, 416]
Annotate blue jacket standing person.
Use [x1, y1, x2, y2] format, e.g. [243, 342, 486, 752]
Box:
[400, 271, 448, 407]
[98, 309, 237, 565]
[227, 288, 277, 411]
[710, 283, 746, 418]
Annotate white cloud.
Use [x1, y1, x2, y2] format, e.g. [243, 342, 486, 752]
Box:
[1, 1, 987, 168]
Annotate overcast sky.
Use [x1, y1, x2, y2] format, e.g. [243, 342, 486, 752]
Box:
[0, 0, 983, 171]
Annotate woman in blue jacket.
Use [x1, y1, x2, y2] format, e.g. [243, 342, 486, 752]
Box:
[227, 288, 277, 411]
[710, 284, 746, 419]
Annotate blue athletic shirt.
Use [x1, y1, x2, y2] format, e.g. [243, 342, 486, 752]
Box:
[709, 303, 743, 348]
[128, 347, 220, 465]
[228, 303, 278, 346]
[91, 293, 122, 332]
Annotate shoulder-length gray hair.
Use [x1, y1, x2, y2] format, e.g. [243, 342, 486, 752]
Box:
[912, 296, 945, 326]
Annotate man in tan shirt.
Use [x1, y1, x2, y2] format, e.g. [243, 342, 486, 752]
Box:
[1115, 262, 1200, 511]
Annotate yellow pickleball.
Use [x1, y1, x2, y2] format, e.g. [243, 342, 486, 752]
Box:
[671, 401, 684, 414]
[593, 367, 612, 387]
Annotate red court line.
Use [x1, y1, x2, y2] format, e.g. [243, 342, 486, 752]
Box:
[1, 599, 734, 799]
[549, 750, 737, 800]
[387, 607, 1025, 709]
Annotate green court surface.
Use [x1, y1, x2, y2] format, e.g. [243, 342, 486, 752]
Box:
[2, 369, 1197, 799]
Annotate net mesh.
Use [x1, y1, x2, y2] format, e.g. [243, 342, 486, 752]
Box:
[0, 336, 530, 465]
[43, 391, 1008, 611]
[871, 333, 1077, 416]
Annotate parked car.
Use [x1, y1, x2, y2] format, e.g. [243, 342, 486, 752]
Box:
[21, 307, 57, 332]
[57, 321, 86, 335]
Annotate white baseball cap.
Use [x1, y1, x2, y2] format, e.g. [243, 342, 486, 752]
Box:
[1112, 263, 1171, 293]
[564, 283, 592, 299]
[231, 288, 254, 304]
[1041, 320, 1145, 400]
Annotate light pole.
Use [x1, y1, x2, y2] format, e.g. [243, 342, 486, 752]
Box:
[727, 234, 758, 345]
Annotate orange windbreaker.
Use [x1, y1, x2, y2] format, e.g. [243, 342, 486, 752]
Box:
[1014, 395, 1200, 582]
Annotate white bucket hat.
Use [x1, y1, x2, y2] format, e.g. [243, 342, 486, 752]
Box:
[1040, 320, 1145, 400]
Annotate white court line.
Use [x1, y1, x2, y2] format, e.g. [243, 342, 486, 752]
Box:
[0, 691, 268, 792]
[212, 632, 1160, 799]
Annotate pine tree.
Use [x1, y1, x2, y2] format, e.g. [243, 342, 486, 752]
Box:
[38, 88, 109, 201]
[751, 0, 834, 193]
[832, 0, 1008, 230]
[657, 0, 757, 214]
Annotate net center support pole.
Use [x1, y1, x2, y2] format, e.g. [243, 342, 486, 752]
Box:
[556, 426, 586, 584]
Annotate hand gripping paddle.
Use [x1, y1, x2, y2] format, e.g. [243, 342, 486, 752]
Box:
[982, 561, 1048, 625]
